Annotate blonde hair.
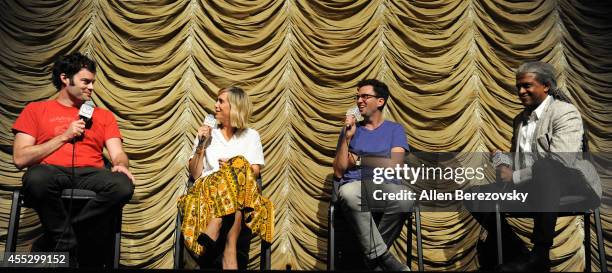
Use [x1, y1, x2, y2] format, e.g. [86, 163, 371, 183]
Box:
[219, 86, 251, 131]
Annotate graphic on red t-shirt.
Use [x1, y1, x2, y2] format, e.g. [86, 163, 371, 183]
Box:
[12, 100, 122, 168]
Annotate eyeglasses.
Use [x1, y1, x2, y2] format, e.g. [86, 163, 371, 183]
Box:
[354, 94, 379, 101]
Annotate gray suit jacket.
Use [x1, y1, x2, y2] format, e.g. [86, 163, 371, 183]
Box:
[510, 96, 602, 199]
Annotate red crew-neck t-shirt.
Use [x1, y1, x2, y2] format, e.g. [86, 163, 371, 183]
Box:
[12, 100, 122, 168]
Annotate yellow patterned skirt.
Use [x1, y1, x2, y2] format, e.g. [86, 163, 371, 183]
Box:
[178, 156, 274, 257]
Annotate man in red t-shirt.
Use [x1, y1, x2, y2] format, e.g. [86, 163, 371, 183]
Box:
[12, 53, 134, 266]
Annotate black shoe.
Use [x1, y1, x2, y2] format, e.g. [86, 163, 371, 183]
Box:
[68, 250, 79, 268]
[496, 251, 550, 272]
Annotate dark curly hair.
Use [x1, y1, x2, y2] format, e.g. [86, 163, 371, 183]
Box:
[51, 52, 96, 90]
[357, 79, 390, 110]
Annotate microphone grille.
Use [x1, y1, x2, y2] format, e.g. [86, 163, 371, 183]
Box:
[346, 106, 363, 122]
[204, 114, 217, 129]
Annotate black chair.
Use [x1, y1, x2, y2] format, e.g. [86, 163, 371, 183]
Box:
[494, 198, 607, 272]
[327, 181, 424, 271]
[6, 188, 123, 268]
[173, 177, 271, 270]
[494, 130, 607, 272]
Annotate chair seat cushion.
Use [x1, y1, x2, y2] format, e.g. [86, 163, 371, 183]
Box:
[60, 189, 97, 199]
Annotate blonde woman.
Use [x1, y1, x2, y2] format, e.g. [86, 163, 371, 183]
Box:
[179, 87, 273, 270]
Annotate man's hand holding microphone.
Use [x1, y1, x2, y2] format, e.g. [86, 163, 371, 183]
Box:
[344, 106, 361, 141]
[492, 150, 513, 184]
[61, 119, 87, 142]
[344, 114, 356, 141]
[62, 100, 94, 143]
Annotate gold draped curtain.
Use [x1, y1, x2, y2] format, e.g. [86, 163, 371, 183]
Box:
[0, 0, 610, 270]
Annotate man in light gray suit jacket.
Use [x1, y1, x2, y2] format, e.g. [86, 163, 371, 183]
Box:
[470, 61, 601, 272]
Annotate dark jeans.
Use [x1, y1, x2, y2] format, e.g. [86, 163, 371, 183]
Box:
[22, 164, 134, 253]
[468, 158, 595, 267]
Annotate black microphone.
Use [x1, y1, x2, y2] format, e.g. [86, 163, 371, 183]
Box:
[75, 100, 95, 141]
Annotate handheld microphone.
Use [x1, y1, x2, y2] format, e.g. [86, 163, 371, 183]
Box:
[79, 100, 95, 121]
[492, 151, 512, 168]
[198, 114, 217, 144]
[204, 114, 217, 129]
[75, 100, 95, 141]
[345, 106, 363, 130]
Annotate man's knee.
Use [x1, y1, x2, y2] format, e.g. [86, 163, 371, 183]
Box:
[533, 158, 556, 172]
[383, 184, 414, 212]
[532, 158, 563, 184]
[109, 173, 134, 204]
[338, 182, 362, 211]
[22, 165, 61, 199]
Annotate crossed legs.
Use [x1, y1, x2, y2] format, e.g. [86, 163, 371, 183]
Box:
[201, 211, 243, 270]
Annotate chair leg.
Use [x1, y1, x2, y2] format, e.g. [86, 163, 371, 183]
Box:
[113, 209, 122, 269]
[585, 212, 592, 273]
[174, 211, 183, 269]
[406, 212, 413, 267]
[328, 203, 335, 271]
[6, 189, 22, 253]
[415, 206, 423, 272]
[495, 202, 503, 266]
[260, 240, 271, 270]
[593, 208, 607, 272]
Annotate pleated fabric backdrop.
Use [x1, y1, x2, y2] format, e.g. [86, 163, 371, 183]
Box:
[0, 0, 610, 270]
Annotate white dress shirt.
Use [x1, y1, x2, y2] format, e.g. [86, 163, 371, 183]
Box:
[512, 95, 551, 184]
